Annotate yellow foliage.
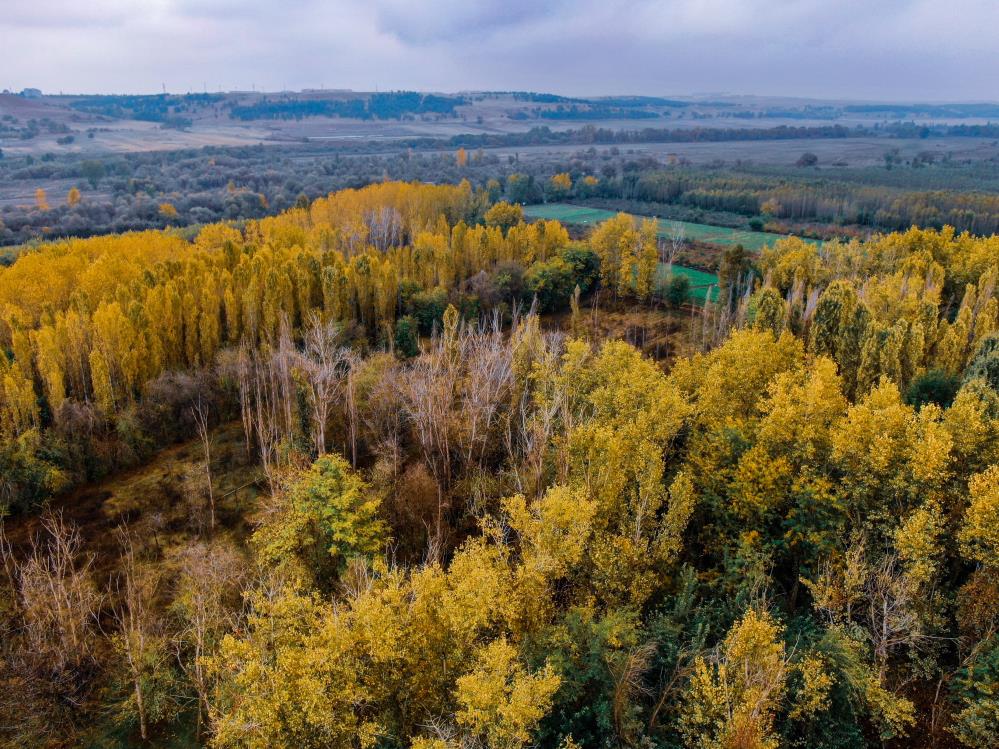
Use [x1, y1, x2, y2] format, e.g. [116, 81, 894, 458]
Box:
[0, 182, 564, 432]
[760, 236, 824, 291]
[455, 638, 561, 749]
[680, 609, 787, 749]
[484, 201, 524, 230]
[504, 485, 596, 580]
[570, 339, 688, 531]
[788, 654, 833, 722]
[959, 465, 999, 568]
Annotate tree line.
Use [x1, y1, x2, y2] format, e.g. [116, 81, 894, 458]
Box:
[5, 140, 999, 249]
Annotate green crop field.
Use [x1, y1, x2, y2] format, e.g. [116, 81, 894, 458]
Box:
[658, 264, 719, 303]
[523, 203, 822, 253]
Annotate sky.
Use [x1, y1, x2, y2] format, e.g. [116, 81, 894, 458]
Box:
[2, 0, 998, 101]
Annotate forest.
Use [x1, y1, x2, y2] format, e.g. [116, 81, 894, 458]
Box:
[0, 178, 997, 748]
[227, 93, 467, 122]
[3, 139, 999, 249]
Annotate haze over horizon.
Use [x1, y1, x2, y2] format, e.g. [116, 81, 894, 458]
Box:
[3, 0, 998, 102]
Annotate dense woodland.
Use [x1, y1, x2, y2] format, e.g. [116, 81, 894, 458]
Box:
[0, 181, 998, 748]
[2, 140, 999, 248]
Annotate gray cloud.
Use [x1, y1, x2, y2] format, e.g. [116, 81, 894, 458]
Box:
[369, 0, 569, 44]
[1, 0, 996, 100]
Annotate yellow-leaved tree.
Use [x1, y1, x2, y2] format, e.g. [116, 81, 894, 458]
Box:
[680, 609, 789, 749]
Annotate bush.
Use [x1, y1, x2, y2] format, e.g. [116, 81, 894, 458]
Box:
[525, 257, 575, 312]
[492, 261, 526, 302]
[906, 369, 961, 408]
[559, 246, 601, 293]
[394, 315, 420, 359]
[407, 287, 449, 334]
[253, 454, 386, 586]
[664, 273, 691, 308]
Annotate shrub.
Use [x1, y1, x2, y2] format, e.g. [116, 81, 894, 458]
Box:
[665, 273, 691, 308]
[559, 246, 601, 293]
[393, 316, 420, 359]
[407, 287, 449, 334]
[525, 257, 575, 312]
[906, 368, 961, 408]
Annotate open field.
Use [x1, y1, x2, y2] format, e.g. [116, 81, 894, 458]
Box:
[4, 91, 999, 164]
[524, 202, 822, 252]
[657, 263, 719, 302]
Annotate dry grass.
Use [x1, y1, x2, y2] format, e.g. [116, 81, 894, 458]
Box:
[2, 422, 264, 577]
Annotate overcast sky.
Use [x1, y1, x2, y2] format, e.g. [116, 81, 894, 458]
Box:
[3, 0, 997, 101]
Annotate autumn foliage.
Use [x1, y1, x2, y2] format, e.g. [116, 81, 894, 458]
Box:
[0, 181, 996, 748]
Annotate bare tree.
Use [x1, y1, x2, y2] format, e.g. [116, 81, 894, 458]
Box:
[698, 278, 752, 353]
[866, 554, 924, 680]
[660, 221, 685, 274]
[233, 345, 255, 456]
[109, 526, 163, 741]
[360, 355, 406, 479]
[364, 205, 404, 251]
[236, 318, 302, 491]
[190, 396, 216, 532]
[807, 546, 927, 681]
[506, 374, 561, 498]
[172, 541, 246, 740]
[11, 512, 99, 677]
[0, 514, 100, 748]
[344, 350, 361, 467]
[298, 313, 346, 455]
[400, 348, 457, 546]
[457, 313, 513, 470]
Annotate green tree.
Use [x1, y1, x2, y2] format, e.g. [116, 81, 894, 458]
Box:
[253, 454, 387, 584]
[559, 246, 601, 293]
[751, 287, 787, 336]
[718, 243, 752, 306]
[525, 257, 575, 313]
[905, 368, 961, 409]
[394, 315, 420, 358]
[664, 274, 691, 309]
[505, 174, 536, 205]
[80, 159, 106, 188]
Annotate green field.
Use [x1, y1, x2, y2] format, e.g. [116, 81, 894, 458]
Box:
[657, 264, 719, 303]
[524, 203, 821, 253]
